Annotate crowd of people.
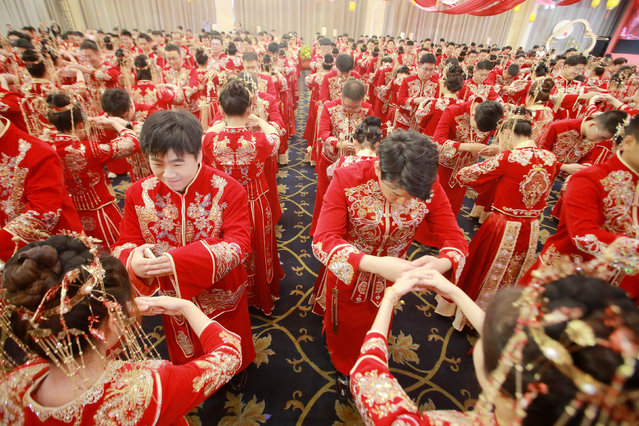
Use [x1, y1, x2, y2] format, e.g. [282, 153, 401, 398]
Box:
[0, 21, 638, 424]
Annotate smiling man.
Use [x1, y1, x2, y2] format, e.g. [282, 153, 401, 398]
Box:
[112, 110, 255, 385]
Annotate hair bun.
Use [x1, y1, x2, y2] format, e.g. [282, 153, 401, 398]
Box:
[364, 115, 381, 127]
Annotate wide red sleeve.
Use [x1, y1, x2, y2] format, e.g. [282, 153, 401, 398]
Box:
[415, 181, 468, 283]
[319, 74, 331, 103]
[396, 78, 411, 110]
[456, 152, 505, 192]
[156, 322, 242, 423]
[562, 169, 639, 265]
[312, 169, 365, 286]
[266, 96, 285, 135]
[318, 103, 338, 153]
[350, 331, 424, 426]
[166, 179, 252, 300]
[0, 145, 72, 262]
[432, 106, 461, 161]
[537, 122, 558, 151]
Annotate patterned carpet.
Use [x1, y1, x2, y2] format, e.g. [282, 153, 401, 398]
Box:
[111, 71, 561, 425]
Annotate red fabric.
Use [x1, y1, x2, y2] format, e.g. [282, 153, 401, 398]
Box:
[457, 78, 502, 102]
[455, 148, 560, 308]
[51, 130, 139, 247]
[394, 74, 440, 130]
[521, 154, 639, 300]
[112, 165, 256, 369]
[319, 70, 363, 104]
[313, 160, 467, 374]
[202, 128, 281, 315]
[351, 331, 473, 425]
[412, 0, 578, 15]
[0, 119, 82, 261]
[0, 322, 242, 425]
[310, 99, 373, 236]
[0, 87, 28, 132]
[432, 100, 492, 216]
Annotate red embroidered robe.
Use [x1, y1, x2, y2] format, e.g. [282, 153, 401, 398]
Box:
[537, 117, 601, 164]
[394, 74, 440, 130]
[131, 80, 181, 111]
[304, 69, 330, 160]
[432, 100, 491, 216]
[312, 160, 467, 374]
[0, 119, 82, 261]
[350, 331, 491, 426]
[457, 78, 502, 102]
[455, 147, 559, 316]
[319, 69, 363, 104]
[522, 153, 639, 300]
[311, 99, 373, 236]
[202, 128, 281, 315]
[0, 322, 242, 425]
[51, 130, 138, 247]
[0, 87, 27, 133]
[112, 165, 256, 369]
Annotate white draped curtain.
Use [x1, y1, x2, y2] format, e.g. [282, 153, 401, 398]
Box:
[382, 1, 515, 46]
[77, 0, 217, 34]
[0, 0, 54, 31]
[235, 0, 370, 44]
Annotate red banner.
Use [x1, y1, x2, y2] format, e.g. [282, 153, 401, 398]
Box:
[411, 0, 583, 16]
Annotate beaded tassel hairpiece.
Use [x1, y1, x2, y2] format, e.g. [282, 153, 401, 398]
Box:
[0, 233, 160, 384]
[473, 251, 639, 425]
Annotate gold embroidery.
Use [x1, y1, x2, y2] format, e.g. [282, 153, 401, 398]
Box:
[519, 167, 552, 209]
[600, 170, 636, 235]
[192, 351, 241, 396]
[476, 220, 521, 309]
[93, 365, 154, 425]
[351, 369, 419, 424]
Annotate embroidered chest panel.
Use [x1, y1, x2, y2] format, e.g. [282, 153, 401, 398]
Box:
[134, 175, 228, 253]
[553, 129, 592, 163]
[600, 170, 638, 236]
[344, 180, 428, 257]
[407, 79, 437, 99]
[0, 138, 30, 221]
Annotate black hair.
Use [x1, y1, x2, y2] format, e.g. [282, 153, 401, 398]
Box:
[396, 65, 410, 75]
[506, 64, 520, 77]
[101, 88, 131, 118]
[46, 92, 84, 132]
[353, 116, 382, 147]
[195, 48, 208, 66]
[22, 49, 46, 78]
[2, 235, 134, 361]
[322, 54, 334, 71]
[219, 78, 251, 116]
[612, 57, 628, 66]
[164, 43, 180, 54]
[565, 54, 587, 67]
[120, 30, 133, 38]
[528, 77, 555, 103]
[444, 65, 465, 93]
[420, 53, 436, 65]
[79, 39, 99, 52]
[137, 32, 152, 42]
[474, 100, 504, 132]
[139, 110, 202, 157]
[267, 41, 279, 54]
[341, 78, 366, 101]
[242, 50, 258, 62]
[593, 110, 630, 136]
[336, 53, 354, 72]
[475, 59, 494, 71]
[134, 55, 152, 80]
[377, 130, 439, 200]
[483, 277, 639, 425]
[12, 38, 34, 50]
[226, 42, 238, 56]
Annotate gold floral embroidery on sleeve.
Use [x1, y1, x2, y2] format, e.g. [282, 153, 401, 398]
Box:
[440, 248, 467, 283]
[360, 336, 389, 359]
[202, 241, 245, 281]
[4, 209, 60, 243]
[351, 369, 419, 425]
[456, 154, 502, 185]
[111, 242, 138, 259]
[192, 351, 242, 396]
[572, 234, 607, 256]
[326, 244, 361, 284]
[601, 236, 639, 276]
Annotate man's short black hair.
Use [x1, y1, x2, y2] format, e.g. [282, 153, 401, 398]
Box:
[101, 89, 131, 118]
[335, 53, 354, 72]
[164, 43, 180, 54]
[594, 110, 630, 137]
[474, 100, 504, 132]
[612, 57, 628, 66]
[506, 64, 520, 77]
[139, 110, 202, 157]
[625, 113, 639, 142]
[565, 54, 587, 67]
[12, 38, 34, 50]
[378, 130, 439, 200]
[137, 32, 152, 42]
[79, 39, 99, 52]
[120, 30, 133, 38]
[341, 78, 366, 101]
[475, 60, 494, 71]
[420, 53, 436, 65]
[242, 50, 258, 62]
